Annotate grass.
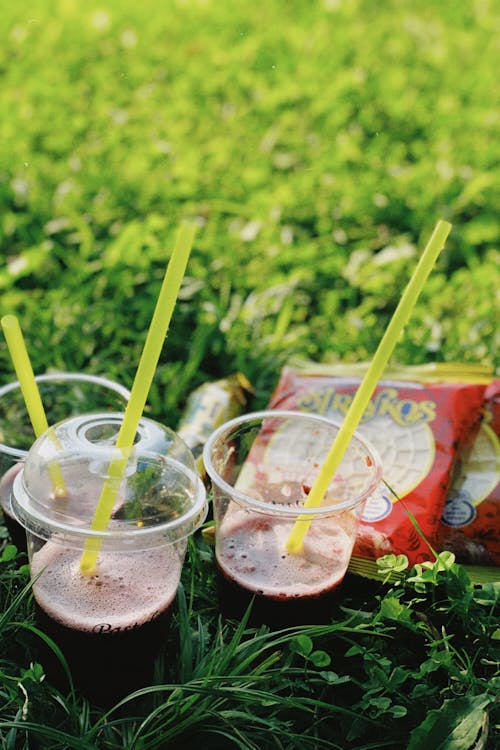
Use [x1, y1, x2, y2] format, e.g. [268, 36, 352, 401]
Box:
[0, 0, 498, 414]
[0, 0, 499, 747]
[0, 539, 498, 749]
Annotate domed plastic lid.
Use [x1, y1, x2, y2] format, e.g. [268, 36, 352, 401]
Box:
[11, 413, 207, 549]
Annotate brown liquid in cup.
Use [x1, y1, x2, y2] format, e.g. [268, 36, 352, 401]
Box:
[216, 511, 354, 627]
[216, 564, 344, 627]
[0, 463, 26, 552]
[34, 602, 173, 705]
[30, 541, 181, 705]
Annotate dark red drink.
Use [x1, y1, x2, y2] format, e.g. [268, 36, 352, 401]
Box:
[2, 506, 27, 552]
[30, 541, 181, 705]
[216, 563, 344, 628]
[204, 411, 383, 629]
[10, 412, 207, 706]
[216, 510, 354, 628]
[0, 463, 26, 552]
[33, 601, 173, 705]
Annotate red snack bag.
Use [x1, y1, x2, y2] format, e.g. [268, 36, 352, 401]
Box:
[268, 361, 491, 566]
[441, 380, 500, 566]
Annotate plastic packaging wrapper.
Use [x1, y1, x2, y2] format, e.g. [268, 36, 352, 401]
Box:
[441, 379, 500, 566]
[268, 361, 491, 568]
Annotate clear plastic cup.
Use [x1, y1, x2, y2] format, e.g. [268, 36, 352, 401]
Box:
[0, 373, 130, 550]
[11, 412, 207, 704]
[203, 410, 382, 626]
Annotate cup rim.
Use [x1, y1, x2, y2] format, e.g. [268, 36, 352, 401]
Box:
[0, 372, 131, 459]
[203, 409, 383, 516]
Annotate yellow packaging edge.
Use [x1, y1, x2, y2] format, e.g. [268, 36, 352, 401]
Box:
[287, 357, 494, 385]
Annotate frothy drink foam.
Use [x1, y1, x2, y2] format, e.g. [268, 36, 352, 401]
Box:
[217, 508, 355, 599]
[32, 542, 181, 633]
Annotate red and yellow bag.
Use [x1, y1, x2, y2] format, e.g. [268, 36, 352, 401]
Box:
[268, 361, 491, 567]
[441, 380, 500, 566]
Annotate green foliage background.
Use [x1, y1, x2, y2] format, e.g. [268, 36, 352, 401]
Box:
[0, 0, 498, 423]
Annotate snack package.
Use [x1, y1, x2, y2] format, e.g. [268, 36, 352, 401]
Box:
[177, 373, 253, 472]
[268, 361, 491, 567]
[441, 380, 500, 566]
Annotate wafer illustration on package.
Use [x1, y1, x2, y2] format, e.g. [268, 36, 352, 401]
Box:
[267, 361, 491, 566]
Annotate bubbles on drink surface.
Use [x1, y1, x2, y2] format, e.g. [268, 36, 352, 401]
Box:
[217, 509, 355, 598]
[31, 542, 182, 632]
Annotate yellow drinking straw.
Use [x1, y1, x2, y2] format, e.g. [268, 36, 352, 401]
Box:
[0, 314, 66, 497]
[79, 221, 196, 574]
[285, 219, 452, 555]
